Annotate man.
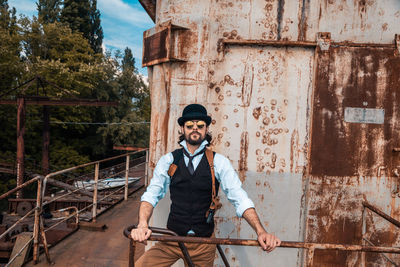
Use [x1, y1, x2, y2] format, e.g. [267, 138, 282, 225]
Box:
[131, 104, 281, 266]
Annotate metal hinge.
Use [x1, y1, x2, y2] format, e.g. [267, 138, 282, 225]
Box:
[317, 32, 331, 52]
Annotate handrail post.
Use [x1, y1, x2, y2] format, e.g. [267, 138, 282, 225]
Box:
[145, 149, 149, 186]
[92, 162, 99, 223]
[33, 177, 43, 263]
[129, 239, 135, 267]
[125, 155, 130, 201]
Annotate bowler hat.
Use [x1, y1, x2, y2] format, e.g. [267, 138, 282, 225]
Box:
[177, 104, 212, 126]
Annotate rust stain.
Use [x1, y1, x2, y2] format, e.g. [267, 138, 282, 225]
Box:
[238, 131, 249, 182]
[241, 63, 254, 107]
[162, 66, 171, 153]
[306, 176, 364, 266]
[298, 0, 310, 41]
[310, 46, 400, 177]
[276, 0, 285, 40]
[290, 130, 299, 173]
[252, 107, 262, 119]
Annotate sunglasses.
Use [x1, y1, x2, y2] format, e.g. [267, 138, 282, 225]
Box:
[184, 120, 206, 130]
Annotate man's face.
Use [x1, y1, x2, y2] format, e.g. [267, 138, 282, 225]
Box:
[182, 120, 208, 146]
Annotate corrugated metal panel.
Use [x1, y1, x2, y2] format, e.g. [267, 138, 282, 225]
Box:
[144, 1, 400, 266]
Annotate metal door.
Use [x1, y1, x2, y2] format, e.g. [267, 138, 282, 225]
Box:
[307, 45, 400, 266]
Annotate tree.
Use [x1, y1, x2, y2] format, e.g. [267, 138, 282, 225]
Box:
[0, 0, 17, 30]
[96, 48, 150, 149]
[60, 0, 103, 54]
[122, 47, 135, 70]
[0, 6, 149, 193]
[89, 0, 103, 54]
[0, 0, 21, 91]
[37, 0, 61, 24]
[16, 18, 104, 173]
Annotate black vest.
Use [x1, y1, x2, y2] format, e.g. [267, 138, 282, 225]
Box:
[167, 148, 220, 237]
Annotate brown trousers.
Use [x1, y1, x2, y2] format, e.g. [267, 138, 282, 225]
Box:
[135, 241, 216, 267]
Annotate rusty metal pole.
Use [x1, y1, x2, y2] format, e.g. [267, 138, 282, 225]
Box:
[129, 239, 135, 267]
[0, 176, 40, 201]
[92, 163, 99, 223]
[361, 206, 367, 267]
[42, 105, 50, 175]
[216, 245, 230, 267]
[145, 150, 149, 186]
[363, 201, 400, 228]
[39, 216, 52, 264]
[125, 155, 130, 201]
[16, 97, 26, 199]
[33, 177, 43, 263]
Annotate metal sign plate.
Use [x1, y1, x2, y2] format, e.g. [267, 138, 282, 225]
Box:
[344, 107, 385, 124]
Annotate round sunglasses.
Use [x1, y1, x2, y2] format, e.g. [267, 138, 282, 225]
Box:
[184, 120, 206, 129]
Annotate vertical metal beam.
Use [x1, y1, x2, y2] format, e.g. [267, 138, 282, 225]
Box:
[42, 105, 50, 175]
[39, 217, 52, 264]
[33, 177, 42, 263]
[125, 155, 130, 201]
[16, 97, 26, 199]
[217, 245, 230, 267]
[129, 239, 135, 267]
[92, 163, 99, 222]
[145, 150, 149, 186]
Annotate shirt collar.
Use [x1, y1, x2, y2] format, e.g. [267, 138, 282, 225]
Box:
[179, 139, 208, 156]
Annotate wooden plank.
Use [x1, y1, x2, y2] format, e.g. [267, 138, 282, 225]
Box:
[8, 232, 32, 267]
[79, 221, 107, 232]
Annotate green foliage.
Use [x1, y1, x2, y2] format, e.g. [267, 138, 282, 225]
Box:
[89, 0, 103, 54]
[60, 0, 103, 54]
[0, 1, 150, 202]
[37, 0, 61, 24]
[96, 48, 150, 150]
[0, 1, 22, 92]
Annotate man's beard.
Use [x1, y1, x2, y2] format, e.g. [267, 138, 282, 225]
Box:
[185, 131, 205, 145]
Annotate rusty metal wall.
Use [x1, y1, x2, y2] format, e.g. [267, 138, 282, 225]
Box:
[144, 1, 400, 266]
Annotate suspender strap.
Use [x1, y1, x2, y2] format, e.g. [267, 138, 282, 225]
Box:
[205, 149, 216, 207]
[205, 149, 221, 216]
[167, 149, 183, 177]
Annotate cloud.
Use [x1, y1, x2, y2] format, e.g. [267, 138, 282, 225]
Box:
[98, 0, 154, 29]
[8, 0, 37, 16]
[105, 38, 143, 58]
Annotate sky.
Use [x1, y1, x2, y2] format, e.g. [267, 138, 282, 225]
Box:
[7, 0, 155, 75]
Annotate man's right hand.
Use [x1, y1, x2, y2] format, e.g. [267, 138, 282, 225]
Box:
[130, 226, 152, 244]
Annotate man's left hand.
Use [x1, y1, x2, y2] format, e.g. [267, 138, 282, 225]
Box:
[257, 232, 281, 252]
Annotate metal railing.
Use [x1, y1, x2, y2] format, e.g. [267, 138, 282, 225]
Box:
[0, 148, 149, 266]
[362, 201, 400, 267]
[124, 213, 400, 267]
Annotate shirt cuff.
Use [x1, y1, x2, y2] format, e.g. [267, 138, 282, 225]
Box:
[236, 198, 255, 217]
[140, 193, 158, 207]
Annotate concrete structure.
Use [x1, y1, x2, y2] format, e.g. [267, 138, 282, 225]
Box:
[139, 1, 400, 266]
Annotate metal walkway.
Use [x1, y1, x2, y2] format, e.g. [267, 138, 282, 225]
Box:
[24, 188, 145, 267]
